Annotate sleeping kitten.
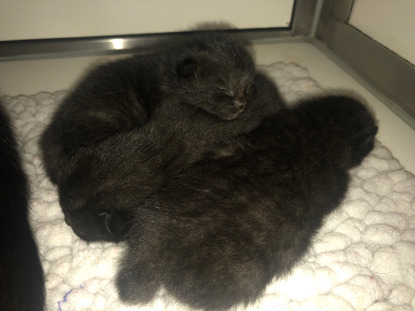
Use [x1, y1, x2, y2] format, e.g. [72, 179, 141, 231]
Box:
[40, 32, 283, 242]
[59, 73, 282, 242]
[116, 95, 378, 310]
[0, 102, 45, 311]
[40, 32, 260, 185]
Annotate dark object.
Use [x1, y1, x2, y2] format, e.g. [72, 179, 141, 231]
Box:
[0, 102, 45, 311]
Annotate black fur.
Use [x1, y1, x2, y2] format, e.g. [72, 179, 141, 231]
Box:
[116, 95, 377, 310]
[0, 102, 45, 311]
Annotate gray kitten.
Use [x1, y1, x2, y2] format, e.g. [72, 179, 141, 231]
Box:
[117, 95, 377, 310]
[41, 33, 283, 242]
[58, 72, 282, 242]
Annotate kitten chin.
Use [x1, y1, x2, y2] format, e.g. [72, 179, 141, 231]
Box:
[117, 95, 377, 311]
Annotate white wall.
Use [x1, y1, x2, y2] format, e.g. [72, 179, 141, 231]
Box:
[0, 0, 294, 41]
[349, 0, 415, 65]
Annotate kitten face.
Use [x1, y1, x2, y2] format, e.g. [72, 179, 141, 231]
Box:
[63, 209, 130, 242]
[167, 34, 257, 121]
[59, 180, 132, 242]
[175, 55, 256, 121]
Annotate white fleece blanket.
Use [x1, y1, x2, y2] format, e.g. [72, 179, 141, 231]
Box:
[3, 62, 415, 311]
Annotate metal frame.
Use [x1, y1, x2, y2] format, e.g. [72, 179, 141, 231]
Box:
[0, 0, 317, 60]
[315, 0, 415, 127]
[0, 29, 292, 60]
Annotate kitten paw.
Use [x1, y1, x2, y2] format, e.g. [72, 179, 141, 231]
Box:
[116, 264, 159, 304]
[330, 96, 378, 166]
[299, 95, 378, 167]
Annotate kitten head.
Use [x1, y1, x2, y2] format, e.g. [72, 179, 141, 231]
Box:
[164, 33, 257, 121]
[63, 208, 131, 242]
[58, 173, 132, 242]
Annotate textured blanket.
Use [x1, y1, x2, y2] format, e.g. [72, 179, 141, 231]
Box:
[2, 62, 414, 311]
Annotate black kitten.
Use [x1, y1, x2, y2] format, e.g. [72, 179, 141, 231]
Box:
[59, 73, 282, 242]
[40, 32, 260, 185]
[116, 95, 378, 310]
[0, 102, 45, 311]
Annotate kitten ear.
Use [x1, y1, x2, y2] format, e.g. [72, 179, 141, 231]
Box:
[176, 57, 199, 79]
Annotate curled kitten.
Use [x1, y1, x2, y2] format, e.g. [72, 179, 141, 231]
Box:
[117, 95, 378, 310]
[40, 32, 263, 185]
[59, 73, 282, 242]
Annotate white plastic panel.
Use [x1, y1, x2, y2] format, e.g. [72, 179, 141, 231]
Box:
[349, 0, 415, 65]
[0, 0, 294, 41]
